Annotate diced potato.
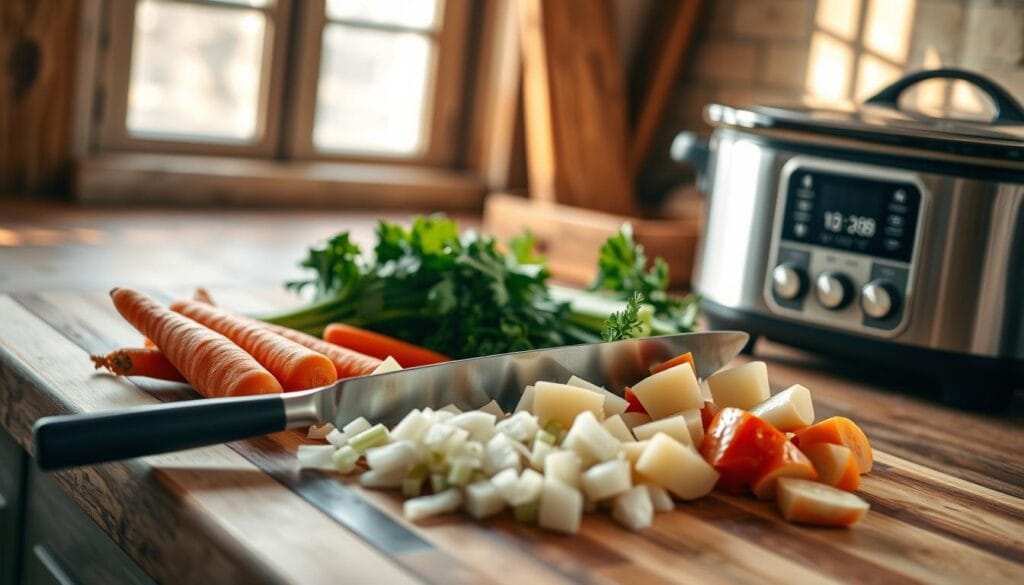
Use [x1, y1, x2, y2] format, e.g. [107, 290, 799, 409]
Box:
[750, 384, 814, 431]
[297, 445, 336, 470]
[601, 415, 635, 442]
[619, 440, 649, 467]
[567, 375, 630, 417]
[515, 385, 535, 413]
[465, 480, 507, 519]
[563, 411, 621, 462]
[449, 411, 498, 443]
[643, 484, 674, 512]
[632, 415, 692, 446]
[532, 381, 605, 427]
[620, 412, 652, 429]
[404, 489, 463, 521]
[776, 478, 869, 527]
[538, 477, 583, 534]
[478, 399, 505, 418]
[707, 361, 770, 410]
[371, 356, 403, 375]
[635, 433, 719, 500]
[580, 460, 632, 501]
[439, 404, 463, 415]
[492, 468, 544, 506]
[544, 449, 582, 488]
[679, 409, 704, 445]
[612, 485, 654, 531]
[630, 363, 704, 419]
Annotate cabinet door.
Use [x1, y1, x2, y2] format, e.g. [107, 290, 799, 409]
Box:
[21, 466, 155, 585]
[0, 430, 26, 585]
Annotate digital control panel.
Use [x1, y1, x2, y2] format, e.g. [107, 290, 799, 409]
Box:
[766, 160, 925, 337]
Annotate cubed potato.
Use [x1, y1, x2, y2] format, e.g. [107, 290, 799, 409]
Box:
[632, 415, 692, 446]
[465, 480, 507, 519]
[620, 412, 652, 429]
[619, 440, 650, 467]
[563, 411, 621, 462]
[544, 449, 582, 488]
[635, 433, 719, 500]
[707, 361, 770, 410]
[580, 460, 632, 501]
[478, 399, 505, 418]
[532, 381, 605, 427]
[612, 485, 654, 531]
[776, 478, 869, 527]
[602, 415, 635, 442]
[538, 477, 584, 534]
[643, 484, 675, 512]
[802, 442, 860, 491]
[750, 384, 814, 431]
[679, 409, 704, 445]
[567, 375, 629, 417]
[630, 363, 704, 419]
[371, 356, 403, 375]
[515, 385, 535, 413]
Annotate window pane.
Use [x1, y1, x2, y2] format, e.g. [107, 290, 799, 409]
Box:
[326, 0, 440, 31]
[127, 0, 266, 142]
[314, 25, 433, 155]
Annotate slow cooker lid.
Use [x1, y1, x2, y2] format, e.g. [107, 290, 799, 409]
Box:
[706, 69, 1024, 164]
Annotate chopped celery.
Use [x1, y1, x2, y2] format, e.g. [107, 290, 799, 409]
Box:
[543, 420, 564, 436]
[535, 429, 556, 446]
[430, 472, 449, 494]
[403, 464, 428, 498]
[514, 502, 539, 523]
[349, 424, 389, 453]
[333, 445, 360, 474]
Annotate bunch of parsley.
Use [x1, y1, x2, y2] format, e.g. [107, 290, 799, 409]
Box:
[262, 217, 698, 358]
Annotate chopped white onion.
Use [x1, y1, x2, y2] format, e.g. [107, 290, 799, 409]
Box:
[580, 459, 632, 501]
[465, 480, 506, 519]
[449, 411, 498, 443]
[404, 489, 463, 521]
[643, 484, 675, 512]
[360, 467, 405, 488]
[483, 433, 523, 476]
[538, 477, 583, 534]
[612, 485, 654, 531]
[391, 410, 432, 443]
[563, 411, 621, 462]
[297, 445, 337, 470]
[342, 417, 372, 437]
[496, 411, 540, 443]
[365, 440, 419, 475]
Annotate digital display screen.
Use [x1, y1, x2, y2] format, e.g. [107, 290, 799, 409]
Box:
[781, 171, 920, 262]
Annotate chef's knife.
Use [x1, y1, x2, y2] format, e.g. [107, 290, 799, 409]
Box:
[33, 331, 747, 470]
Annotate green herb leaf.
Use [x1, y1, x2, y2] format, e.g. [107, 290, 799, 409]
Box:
[601, 292, 645, 341]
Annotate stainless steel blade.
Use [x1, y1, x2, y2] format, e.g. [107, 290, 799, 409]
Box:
[284, 331, 748, 429]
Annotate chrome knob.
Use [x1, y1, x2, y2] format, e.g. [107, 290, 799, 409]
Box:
[814, 272, 853, 310]
[772, 263, 807, 300]
[861, 279, 898, 319]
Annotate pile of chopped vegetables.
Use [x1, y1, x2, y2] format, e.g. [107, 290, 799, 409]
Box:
[261, 218, 699, 358]
[300, 353, 874, 533]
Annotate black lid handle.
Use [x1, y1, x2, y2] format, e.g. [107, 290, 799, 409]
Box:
[863, 68, 1024, 123]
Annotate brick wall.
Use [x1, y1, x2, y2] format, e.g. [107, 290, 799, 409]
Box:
[671, 0, 1024, 135]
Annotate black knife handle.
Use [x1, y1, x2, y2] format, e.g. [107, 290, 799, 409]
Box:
[33, 394, 288, 470]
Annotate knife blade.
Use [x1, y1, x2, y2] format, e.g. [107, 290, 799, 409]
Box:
[33, 331, 747, 470]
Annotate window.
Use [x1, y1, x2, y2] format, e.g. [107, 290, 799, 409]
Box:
[92, 0, 474, 165]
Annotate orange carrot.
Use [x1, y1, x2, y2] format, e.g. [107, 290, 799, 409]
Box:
[802, 442, 861, 492]
[91, 348, 186, 383]
[750, 441, 818, 500]
[170, 300, 337, 391]
[651, 351, 695, 375]
[110, 288, 281, 397]
[262, 322, 382, 378]
[792, 416, 873, 474]
[323, 323, 450, 367]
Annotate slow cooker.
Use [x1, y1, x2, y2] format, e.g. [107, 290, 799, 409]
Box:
[672, 69, 1024, 408]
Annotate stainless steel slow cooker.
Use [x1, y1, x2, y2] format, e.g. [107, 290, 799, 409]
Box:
[673, 69, 1024, 408]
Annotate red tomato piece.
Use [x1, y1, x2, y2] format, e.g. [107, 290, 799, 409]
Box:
[699, 407, 788, 494]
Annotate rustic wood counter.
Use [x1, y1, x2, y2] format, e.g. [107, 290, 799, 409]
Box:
[1, 205, 1022, 584]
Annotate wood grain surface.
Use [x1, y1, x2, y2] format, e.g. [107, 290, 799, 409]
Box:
[1, 286, 1022, 584]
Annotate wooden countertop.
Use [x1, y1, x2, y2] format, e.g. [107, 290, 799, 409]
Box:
[1, 205, 1023, 584]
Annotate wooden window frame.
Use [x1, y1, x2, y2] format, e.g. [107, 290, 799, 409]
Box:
[74, 0, 522, 208]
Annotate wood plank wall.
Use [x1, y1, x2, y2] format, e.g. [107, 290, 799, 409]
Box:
[0, 0, 80, 199]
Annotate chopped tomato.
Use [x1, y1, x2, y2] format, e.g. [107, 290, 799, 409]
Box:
[624, 386, 648, 414]
[700, 400, 720, 432]
[751, 441, 818, 500]
[699, 408, 788, 493]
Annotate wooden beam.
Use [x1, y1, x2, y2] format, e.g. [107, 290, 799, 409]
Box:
[517, 0, 636, 216]
[0, 0, 80, 197]
[629, 0, 704, 175]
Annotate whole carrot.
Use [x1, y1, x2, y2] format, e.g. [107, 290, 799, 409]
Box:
[91, 348, 186, 382]
[110, 288, 282, 397]
[170, 300, 337, 391]
[263, 322, 382, 378]
[323, 323, 449, 367]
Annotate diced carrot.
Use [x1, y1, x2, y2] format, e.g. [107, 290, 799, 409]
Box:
[323, 323, 449, 367]
[699, 408, 788, 493]
[751, 442, 818, 500]
[792, 416, 873, 473]
[700, 400, 720, 432]
[650, 351, 695, 375]
[624, 386, 647, 414]
[802, 442, 860, 492]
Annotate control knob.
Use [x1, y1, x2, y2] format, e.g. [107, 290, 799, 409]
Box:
[771, 263, 807, 300]
[814, 272, 853, 310]
[861, 279, 899, 320]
